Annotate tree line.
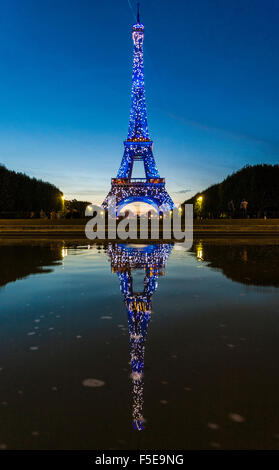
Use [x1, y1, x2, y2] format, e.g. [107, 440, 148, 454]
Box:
[184, 164, 279, 218]
[0, 164, 63, 217]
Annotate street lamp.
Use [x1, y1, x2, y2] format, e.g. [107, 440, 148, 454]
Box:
[195, 195, 204, 217]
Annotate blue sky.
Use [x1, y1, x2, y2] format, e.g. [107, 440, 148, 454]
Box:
[0, 0, 278, 205]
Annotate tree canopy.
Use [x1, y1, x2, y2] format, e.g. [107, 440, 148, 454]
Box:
[184, 164, 279, 218]
[0, 164, 63, 215]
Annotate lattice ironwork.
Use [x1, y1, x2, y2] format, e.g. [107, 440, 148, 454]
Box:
[103, 6, 174, 213]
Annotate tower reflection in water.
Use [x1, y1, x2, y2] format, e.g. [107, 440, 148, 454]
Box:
[107, 243, 173, 431]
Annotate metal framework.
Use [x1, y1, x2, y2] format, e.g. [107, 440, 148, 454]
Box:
[103, 5, 174, 214]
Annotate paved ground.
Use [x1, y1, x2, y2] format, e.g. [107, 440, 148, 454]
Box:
[0, 218, 279, 238]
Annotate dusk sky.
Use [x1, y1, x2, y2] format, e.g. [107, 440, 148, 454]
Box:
[1, 0, 278, 205]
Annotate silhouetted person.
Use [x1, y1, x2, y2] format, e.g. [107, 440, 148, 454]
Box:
[50, 210, 57, 220]
[228, 200, 235, 218]
[240, 199, 248, 218]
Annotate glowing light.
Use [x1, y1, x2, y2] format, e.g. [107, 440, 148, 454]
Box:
[197, 196, 203, 202]
[131, 372, 143, 381]
[196, 242, 203, 261]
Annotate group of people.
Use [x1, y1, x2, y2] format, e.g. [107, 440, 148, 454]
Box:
[29, 209, 63, 219]
[228, 199, 248, 218]
[30, 209, 81, 219]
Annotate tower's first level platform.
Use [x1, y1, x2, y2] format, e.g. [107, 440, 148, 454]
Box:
[102, 178, 174, 214]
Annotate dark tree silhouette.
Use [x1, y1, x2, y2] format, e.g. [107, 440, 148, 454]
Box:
[184, 164, 279, 218]
[64, 199, 91, 218]
[0, 164, 63, 217]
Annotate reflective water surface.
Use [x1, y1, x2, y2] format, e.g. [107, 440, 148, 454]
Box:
[0, 238, 279, 450]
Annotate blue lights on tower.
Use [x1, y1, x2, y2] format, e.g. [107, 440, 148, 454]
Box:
[127, 18, 149, 141]
[103, 5, 174, 213]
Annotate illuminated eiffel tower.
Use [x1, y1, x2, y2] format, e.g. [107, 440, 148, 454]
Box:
[108, 243, 173, 430]
[103, 4, 174, 215]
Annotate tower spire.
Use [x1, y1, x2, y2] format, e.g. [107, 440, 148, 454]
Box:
[137, 3, 140, 23]
[128, 7, 149, 142]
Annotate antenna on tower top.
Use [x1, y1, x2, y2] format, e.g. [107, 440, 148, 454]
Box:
[137, 2, 140, 23]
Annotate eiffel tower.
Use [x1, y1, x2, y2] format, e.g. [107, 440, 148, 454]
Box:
[103, 4, 174, 215]
[108, 243, 173, 430]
